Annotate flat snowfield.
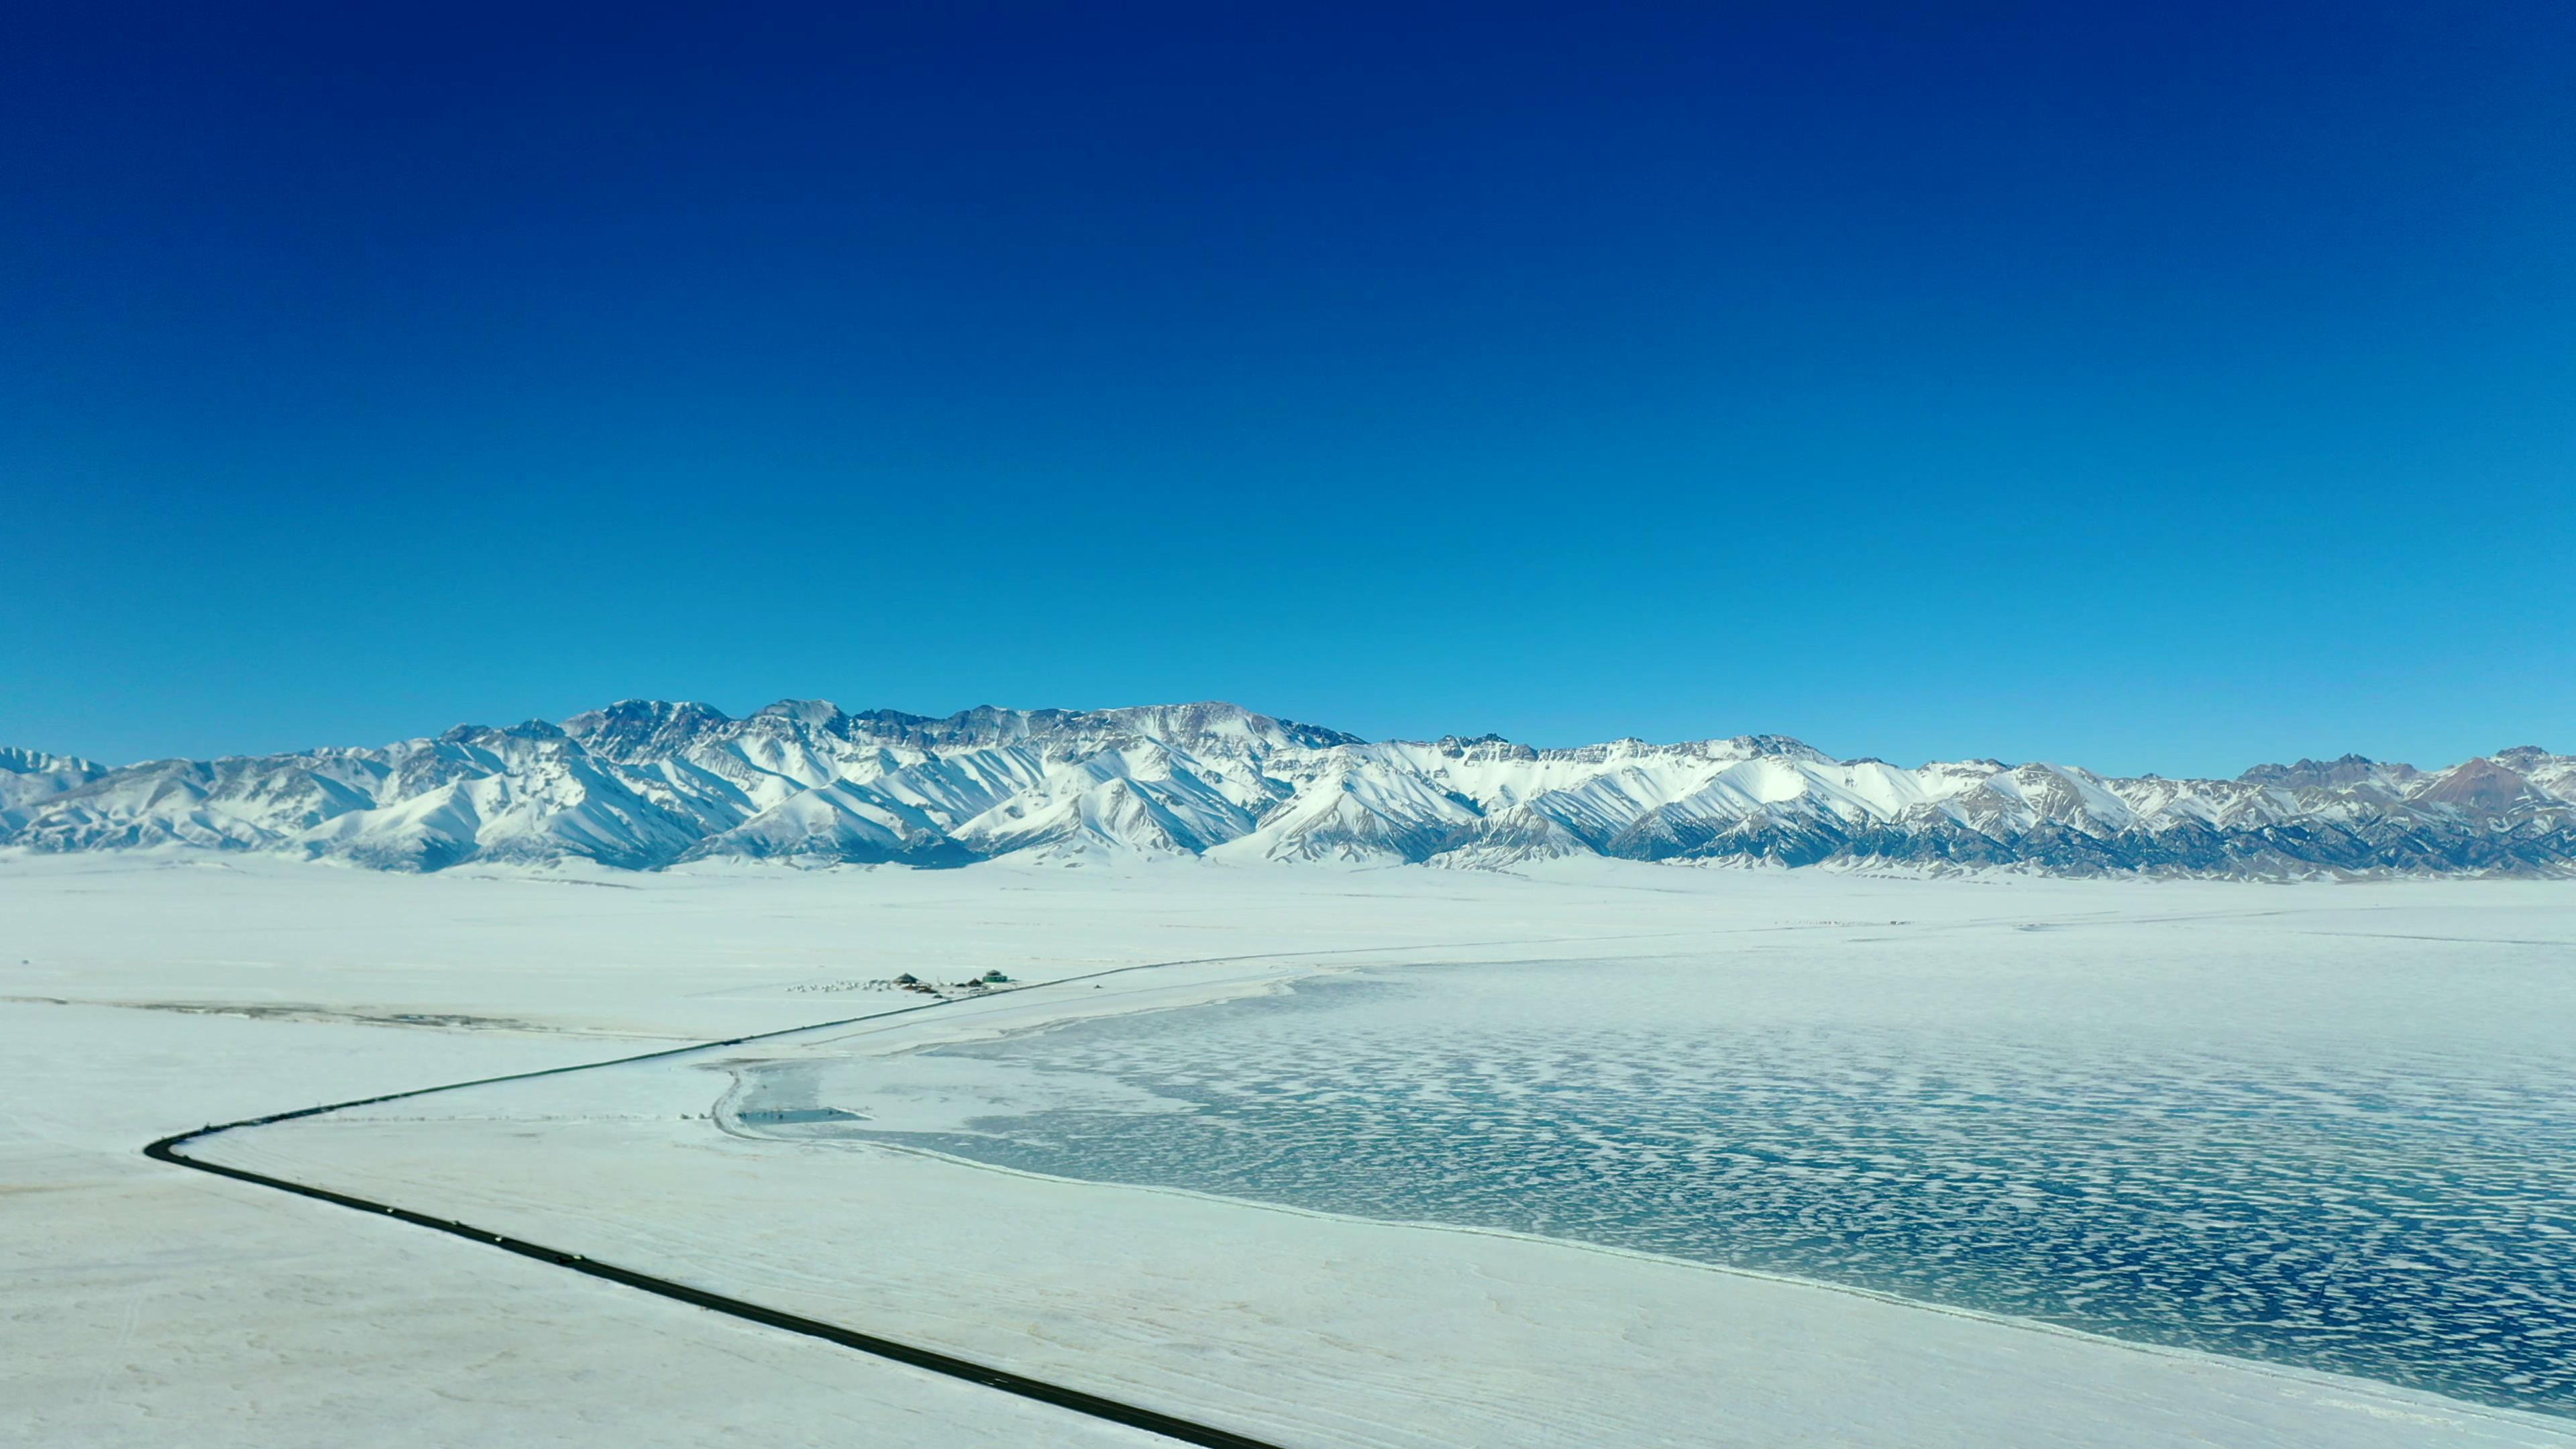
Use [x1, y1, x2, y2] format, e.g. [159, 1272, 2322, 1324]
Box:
[5, 855, 2572, 1447]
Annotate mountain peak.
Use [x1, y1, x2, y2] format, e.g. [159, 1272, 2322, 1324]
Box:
[2238, 754, 2405, 789]
[0, 745, 105, 778]
[753, 698, 849, 729]
[564, 700, 735, 761]
[437, 719, 568, 747]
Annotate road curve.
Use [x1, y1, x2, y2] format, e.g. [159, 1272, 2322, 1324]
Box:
[142, 966, 1296, 1449]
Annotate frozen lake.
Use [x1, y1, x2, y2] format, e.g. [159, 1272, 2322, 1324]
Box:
[747, 930, 2576, 1417]
[119, 867, 2567, 1446]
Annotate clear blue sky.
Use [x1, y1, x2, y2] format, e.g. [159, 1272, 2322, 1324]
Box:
[5, 3, 2569, 776]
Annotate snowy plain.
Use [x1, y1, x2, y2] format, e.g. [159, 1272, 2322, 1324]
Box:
[6, 853, 2573, 1447]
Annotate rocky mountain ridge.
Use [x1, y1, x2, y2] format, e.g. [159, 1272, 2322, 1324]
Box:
[3, 701, 2569, 877]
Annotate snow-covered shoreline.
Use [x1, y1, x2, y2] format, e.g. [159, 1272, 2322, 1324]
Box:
[11, 857, 2574, 1446]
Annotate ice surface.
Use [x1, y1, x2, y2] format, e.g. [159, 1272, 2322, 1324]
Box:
[812, 954, 2576, 1412]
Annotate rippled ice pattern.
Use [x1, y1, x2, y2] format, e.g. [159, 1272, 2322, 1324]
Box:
[814, 962, 2576, 1415]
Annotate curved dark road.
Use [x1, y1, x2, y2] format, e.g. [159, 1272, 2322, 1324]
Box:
[141, 971, 1295, 1449]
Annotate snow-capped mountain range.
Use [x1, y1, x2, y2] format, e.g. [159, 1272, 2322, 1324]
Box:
[4, 702, 2571, 877]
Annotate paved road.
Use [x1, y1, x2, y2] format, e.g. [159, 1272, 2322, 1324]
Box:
[142, 973, 1293, 1449]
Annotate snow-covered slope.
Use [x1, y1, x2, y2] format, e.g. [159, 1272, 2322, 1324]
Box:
[0, 747, 108, 829]
[4, 702, 2569, 877]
